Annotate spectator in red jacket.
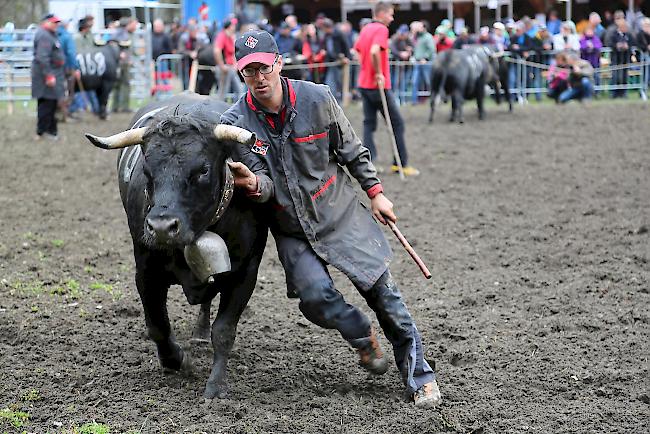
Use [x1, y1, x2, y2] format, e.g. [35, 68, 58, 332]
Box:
[434, 25, 454, 53]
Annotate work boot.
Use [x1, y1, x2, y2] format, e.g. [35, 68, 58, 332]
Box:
[413, 379, 442, 408]
[357, 328, 388, 375]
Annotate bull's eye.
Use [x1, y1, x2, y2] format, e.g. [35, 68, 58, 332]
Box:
[190, 166, 209, 185]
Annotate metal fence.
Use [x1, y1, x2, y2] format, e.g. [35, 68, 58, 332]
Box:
[387, 47, 649, 104]
[176, 49, 649, 106]
[0, 30, 36, 113]
[3, 28, 648, 114]
[0, 28, 151, 113]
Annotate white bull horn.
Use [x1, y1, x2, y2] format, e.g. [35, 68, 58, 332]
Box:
[85, 127, 148, 150]
[213, 124, 256, 145]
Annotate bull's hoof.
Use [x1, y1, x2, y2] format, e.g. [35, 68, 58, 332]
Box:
[160, 349, 194, 374]
[190, 327, 211, 344]
[180, 352, 194, 373]
[203, 381, 229, 400]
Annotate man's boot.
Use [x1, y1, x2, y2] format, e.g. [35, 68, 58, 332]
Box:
[357, 328, 388, 375]
[413, 379, 442, 408]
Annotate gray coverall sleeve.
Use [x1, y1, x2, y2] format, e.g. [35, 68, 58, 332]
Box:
[327, 90, 382, 192]
[236, 143, 274, 203]
[220, 112, 274, 203]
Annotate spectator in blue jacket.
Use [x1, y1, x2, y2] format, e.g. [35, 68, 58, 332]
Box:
[275, 22, 302, 56]
[56, 20, 81, 119]
[547, 9, 562, 35]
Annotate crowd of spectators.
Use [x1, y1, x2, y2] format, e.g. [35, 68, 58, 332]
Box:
[162, 7, 650, 105]
[2, 5, 650, 121]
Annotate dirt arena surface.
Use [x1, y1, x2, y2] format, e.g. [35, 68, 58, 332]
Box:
[0, 100, 648, 433]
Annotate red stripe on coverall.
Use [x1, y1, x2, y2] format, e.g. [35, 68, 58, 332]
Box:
[294, 131, 328, 143]
[311, 175, 336, 200]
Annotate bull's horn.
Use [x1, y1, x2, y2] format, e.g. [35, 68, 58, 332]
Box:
[85, 127, 148, 150]
[213, 124, 256, 145]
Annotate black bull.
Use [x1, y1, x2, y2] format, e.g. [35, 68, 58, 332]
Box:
[75, 42, 120, 118]
[85, 93, 269, 399]
[429, 46, 512, 124]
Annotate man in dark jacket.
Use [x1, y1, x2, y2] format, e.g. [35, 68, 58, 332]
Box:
[32, 13, 65, 140]
[275, 22, 302, 57]
[638, 17, 650, 93]
[111, 17, 139, 112]
[151, 18, 173, 97]
[322, 18, 350, 102]
[604, 10, 633, 98]
[222, 29, 441, 409]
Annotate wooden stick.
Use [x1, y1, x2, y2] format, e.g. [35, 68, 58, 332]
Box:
[341, 60, 351, 107]
[188, 60, 198, 93]
[377, 81, 405, 181]
[387, 220, 432, 279]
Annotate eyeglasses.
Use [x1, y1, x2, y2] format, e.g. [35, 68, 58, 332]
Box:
[240, 56, 278, 77]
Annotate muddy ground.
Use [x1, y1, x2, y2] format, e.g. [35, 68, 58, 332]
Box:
[0, 99, 648, 433]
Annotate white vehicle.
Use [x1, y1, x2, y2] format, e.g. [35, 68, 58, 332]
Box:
[48, 0, 180, 32]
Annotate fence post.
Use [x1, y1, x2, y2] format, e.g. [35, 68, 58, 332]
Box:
[188, 60, 198, 93]
[7, 63, 13, 115]
[341, 60, 351, 107]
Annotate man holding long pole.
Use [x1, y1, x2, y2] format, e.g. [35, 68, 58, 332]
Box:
[354, 1, 419, 176]
[223, 29, 441, 408]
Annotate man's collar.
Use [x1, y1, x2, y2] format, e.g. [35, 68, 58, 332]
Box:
[246, 77, 296, 114]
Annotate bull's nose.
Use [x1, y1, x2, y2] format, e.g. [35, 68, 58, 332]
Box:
[146, 216, 180, 239]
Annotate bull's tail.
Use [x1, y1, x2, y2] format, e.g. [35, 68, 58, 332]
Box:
[436, 69, 447, 105]
[429, 68, 447, 123]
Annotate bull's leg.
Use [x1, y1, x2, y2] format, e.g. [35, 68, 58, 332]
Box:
[96, 80, 114, 120]
[135, 266, 190, 372]
[494, 82, 502, 105]
[449, 92, 456, 122]
[501, 71, 513, 112]
[204, 258, 261, 400]
[191, 301, 212, 343]
[507, 86, 513, 112]
[428, 91, 436, 123]
[477, 84, 486, 120]
[451, 90, 464, 123]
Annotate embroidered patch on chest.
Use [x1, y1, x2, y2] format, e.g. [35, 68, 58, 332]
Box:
[251, 139, 269, 156]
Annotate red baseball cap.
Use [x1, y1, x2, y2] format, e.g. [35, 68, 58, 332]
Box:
[235, 30, 279, 70]
[42, 13, 61, 24]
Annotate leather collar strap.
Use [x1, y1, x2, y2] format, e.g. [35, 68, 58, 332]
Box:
[209, 157, 235, 226]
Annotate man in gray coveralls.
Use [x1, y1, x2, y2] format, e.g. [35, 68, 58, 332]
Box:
[223, 30, 441, 408]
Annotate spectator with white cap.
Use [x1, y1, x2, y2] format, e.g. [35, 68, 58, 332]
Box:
[492, 22, 509, 52]
[552, 21, 580, 52]
[477, 26, 493, 45]
[410, 20, 435, 105]
[452, 27, 475, 49]
[588, 12, 606, 40]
